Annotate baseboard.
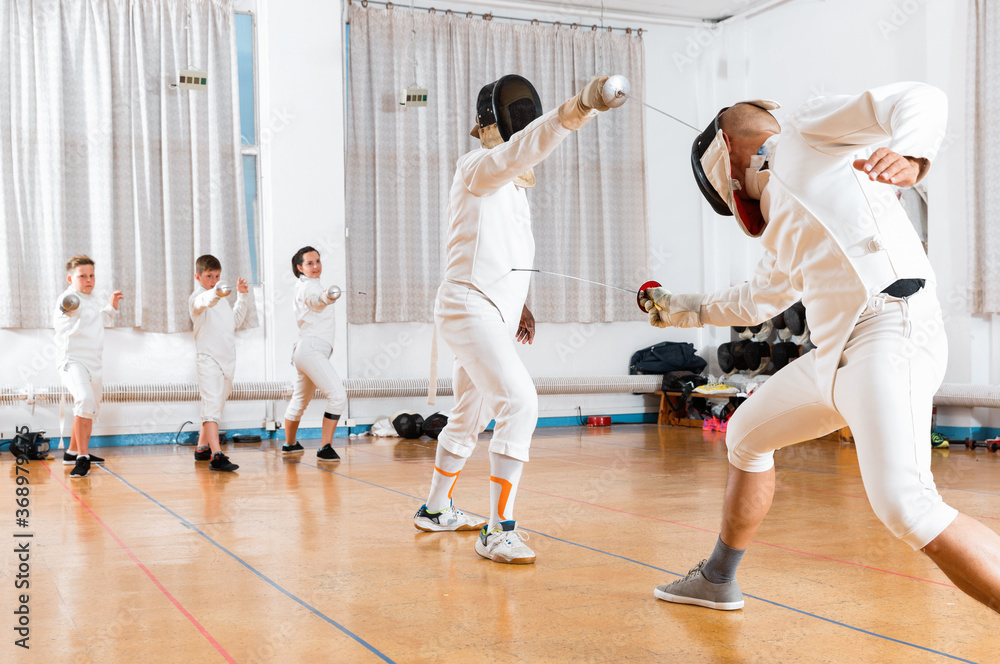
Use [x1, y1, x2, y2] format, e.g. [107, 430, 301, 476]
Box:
[38, 412, 660, 449]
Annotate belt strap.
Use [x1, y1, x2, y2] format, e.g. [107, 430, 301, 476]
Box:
[881, 278, 925, 299]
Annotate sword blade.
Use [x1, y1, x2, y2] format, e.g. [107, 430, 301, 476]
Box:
[511, 269, 635, 294]
[624, 95, 700, 132]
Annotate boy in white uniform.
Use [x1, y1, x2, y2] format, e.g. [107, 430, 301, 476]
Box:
[189, 254, 248, 472]
[645, 83, 1000, 613]
[412, 75, 620, 564]
[54, 255, 123, 478]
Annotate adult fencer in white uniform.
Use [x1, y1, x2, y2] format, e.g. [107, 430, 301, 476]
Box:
[282, 246, 348, 462]
[413, 74, 620, 564]
[644, 83, 1000, 613]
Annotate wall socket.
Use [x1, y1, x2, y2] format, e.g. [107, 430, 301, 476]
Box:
[345, 418, 356, 428]
[264, 419, 279, 431]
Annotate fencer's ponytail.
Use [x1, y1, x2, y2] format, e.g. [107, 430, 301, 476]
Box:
[292, 246, 319, 278]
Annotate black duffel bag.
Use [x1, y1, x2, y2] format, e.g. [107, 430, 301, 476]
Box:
[629, 341, 707, 376]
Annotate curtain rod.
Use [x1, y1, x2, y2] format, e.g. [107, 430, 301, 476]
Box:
[347, 0, 646, 35]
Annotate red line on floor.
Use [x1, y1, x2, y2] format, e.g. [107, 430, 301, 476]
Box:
[42, 462, 237, 663]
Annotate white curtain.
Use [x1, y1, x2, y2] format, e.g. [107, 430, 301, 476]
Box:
[968, 0, 1000, 314]
[0, 0, 253, 332]
[347, 5, 649, 324]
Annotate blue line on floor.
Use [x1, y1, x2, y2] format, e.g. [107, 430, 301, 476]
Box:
[97, 465, 395, 664]
[253, 445, 980, 664]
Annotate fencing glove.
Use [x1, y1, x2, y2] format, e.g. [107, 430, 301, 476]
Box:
[558, 76, 612, 131]
[641, 287, 704, 328]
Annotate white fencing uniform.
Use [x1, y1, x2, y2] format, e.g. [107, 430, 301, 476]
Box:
[670, 83, 956, 549]
[189, 286, 248, 423]
[53, 288, 117, 419]
[284, 276, 348, 421]
[435, 108, 571, 462]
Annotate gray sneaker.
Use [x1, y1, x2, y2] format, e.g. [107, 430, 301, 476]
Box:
[654, 560, 744, 610]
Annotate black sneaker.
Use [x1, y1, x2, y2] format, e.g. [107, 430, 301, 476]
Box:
[209, 452, 239, 472]
[70, 456, 91, 478]
[63, 451, 105, 465]
[194, 448, 212, 461]
[281, 442, 304, 454]
[317, 445, 341, 462]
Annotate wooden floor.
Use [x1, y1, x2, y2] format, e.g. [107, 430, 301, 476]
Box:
[5, 424, 999, 663]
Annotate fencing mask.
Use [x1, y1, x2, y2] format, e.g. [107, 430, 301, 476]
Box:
[691, 100, 780, 238]
[470, 74, 542, 188]
[392, 411, 425, 439]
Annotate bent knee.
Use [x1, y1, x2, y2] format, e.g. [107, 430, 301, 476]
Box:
[868, 488, 959, 550]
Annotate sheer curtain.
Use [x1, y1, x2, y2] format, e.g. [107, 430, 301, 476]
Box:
[346, 4, 648, 324]
[0, 0, 253, 332]
[968, 0, 1000, 314]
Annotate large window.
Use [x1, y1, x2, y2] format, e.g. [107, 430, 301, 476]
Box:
[236, 12, 260, 284]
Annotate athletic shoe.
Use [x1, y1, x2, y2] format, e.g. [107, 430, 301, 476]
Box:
[475, 520, 535, 564]
[693, 383, 739, 396]
[653, 559, 744, 610]
[316, 445, 341, 462]
[209, 452, 239, 472]
[63, 451, 104, 465]
[194, 448, 212, 461]
[70, 456, 91, 479]
[931, 432, 949, 449]
[413, 503, 487, 532]
[702, 417, 720, 431]
[281, 442, 304, 454]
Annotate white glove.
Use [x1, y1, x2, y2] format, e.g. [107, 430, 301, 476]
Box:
[640, 287, 704, 328]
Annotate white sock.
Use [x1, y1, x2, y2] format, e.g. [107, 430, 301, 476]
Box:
[426, 447, 468, 512]
[488, 452, 524, 531]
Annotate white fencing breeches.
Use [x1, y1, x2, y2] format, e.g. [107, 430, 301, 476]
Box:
[196, 355, 233, 423]
[726, 287, 957, 550]
[284, 336, 348, 421]
[60, 361, 102, 419]
[434, 282, 537, 462]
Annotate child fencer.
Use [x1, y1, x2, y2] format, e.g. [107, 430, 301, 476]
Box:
[413, 74, 621, 564]
[644, 83, 1000, 613]
[54, 255, 123, 478]
[281, 246, 348, 461]
[189, 254, 247, 472]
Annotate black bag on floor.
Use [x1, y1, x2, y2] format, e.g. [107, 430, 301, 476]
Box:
[4, 426, 50, 460]
[629, 342, 707, 376]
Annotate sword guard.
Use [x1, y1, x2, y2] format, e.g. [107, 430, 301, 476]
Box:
[637, 281, 662, 313]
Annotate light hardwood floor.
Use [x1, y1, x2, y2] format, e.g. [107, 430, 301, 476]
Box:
[5, 424, 998, 663]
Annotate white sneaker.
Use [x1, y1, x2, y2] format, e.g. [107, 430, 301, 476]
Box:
[413, 503, 487, 532]
[475, 520, 535, 564]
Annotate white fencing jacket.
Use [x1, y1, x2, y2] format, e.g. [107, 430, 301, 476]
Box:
[292, 276, 336, 345]
[189, 286, 249, 378]
[442, 107, 572, 325]
[675, 82, 947, 400]
[53, 288, 118, 373]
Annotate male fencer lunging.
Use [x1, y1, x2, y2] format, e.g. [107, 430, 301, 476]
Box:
[413, 74, 621, 564]
[643, 83, 1000, 613]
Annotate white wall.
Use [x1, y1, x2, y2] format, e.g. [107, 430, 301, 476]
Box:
[3, 0, 996, 442]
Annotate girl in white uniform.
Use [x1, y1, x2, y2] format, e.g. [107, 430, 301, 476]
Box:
[282, 246, 348, 462]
